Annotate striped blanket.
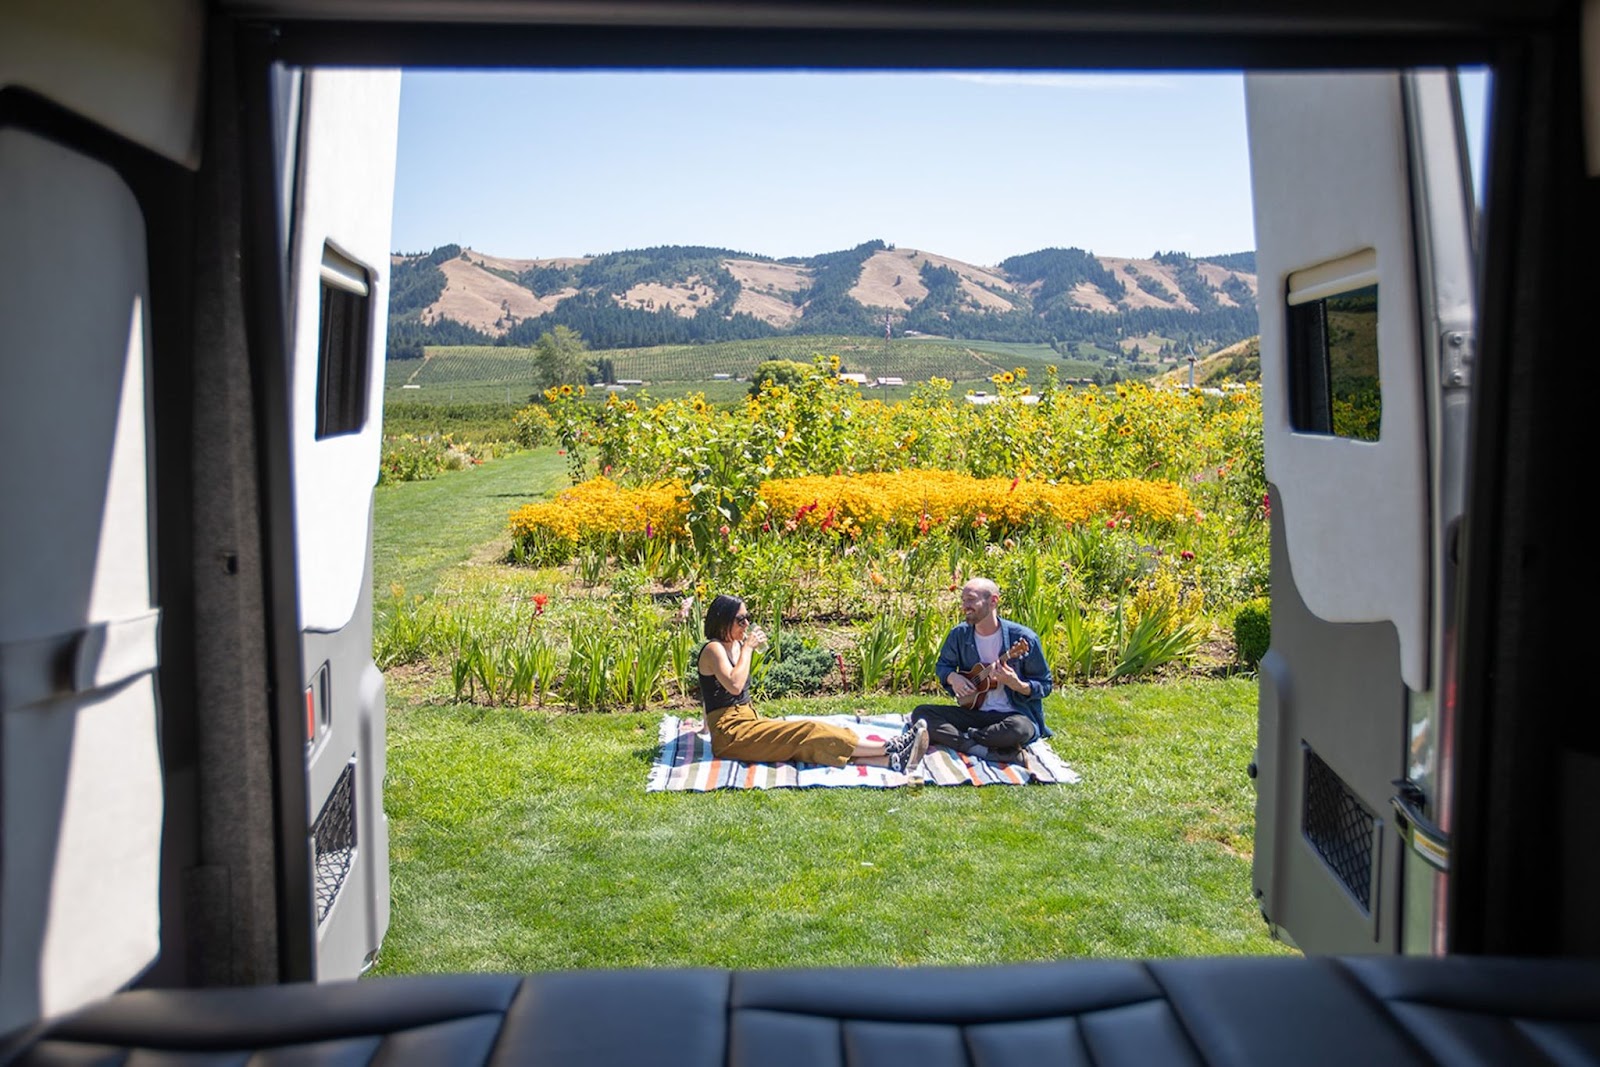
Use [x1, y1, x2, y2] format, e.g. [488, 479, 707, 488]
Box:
[646, 712, 1080, 791]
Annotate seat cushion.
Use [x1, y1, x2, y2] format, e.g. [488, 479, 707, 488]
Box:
[6, 956, 1598, 1065]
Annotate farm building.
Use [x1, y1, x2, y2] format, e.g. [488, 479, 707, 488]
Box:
[964, 393, 1041, 405]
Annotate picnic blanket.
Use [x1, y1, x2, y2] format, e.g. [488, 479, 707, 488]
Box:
[646, 712, 1080, 791]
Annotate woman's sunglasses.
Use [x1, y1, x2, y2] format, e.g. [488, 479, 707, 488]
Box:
[734, 615, 751, 624]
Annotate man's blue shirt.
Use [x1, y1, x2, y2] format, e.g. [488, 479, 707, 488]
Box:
[934, 617, 1053, 740]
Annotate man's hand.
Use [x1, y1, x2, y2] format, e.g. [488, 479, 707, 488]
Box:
[993, 662, 1027, 694]
[948, 672, 975, 699]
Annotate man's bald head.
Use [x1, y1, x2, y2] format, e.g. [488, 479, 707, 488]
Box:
[962, 577, 999, 601]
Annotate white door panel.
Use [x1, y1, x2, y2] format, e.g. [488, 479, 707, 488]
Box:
[1249, 71, 1430, 693]
[0, 129, 163, 1030]
[1248, 69, 1476, 954]
[290, 68, 400, 634]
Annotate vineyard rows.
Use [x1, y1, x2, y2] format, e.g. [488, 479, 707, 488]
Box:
[379, 335, 1161, 407]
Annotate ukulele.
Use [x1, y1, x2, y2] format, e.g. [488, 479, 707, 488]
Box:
[955, 638, 1030, 709]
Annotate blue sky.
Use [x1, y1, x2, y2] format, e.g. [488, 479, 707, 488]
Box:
[391, 69, 1489, 266]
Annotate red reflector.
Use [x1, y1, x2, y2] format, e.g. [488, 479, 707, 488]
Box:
[305, 687, 316, 742]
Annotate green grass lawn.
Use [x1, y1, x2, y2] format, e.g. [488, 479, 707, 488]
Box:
[373, 448, 566, 602]
[372, 675, 1291, 974]
[371, 448, 1294, 974]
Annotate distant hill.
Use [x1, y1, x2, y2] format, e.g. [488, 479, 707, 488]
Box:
[386, 240, 1258, 359]
[1149, 335, 1261, 388]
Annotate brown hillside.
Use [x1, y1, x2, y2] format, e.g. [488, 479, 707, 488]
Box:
[462, 248, 543, 274]
[615, 278, 716, 318]
[850, 248, 1021, 313]
[405, 245, 1255, 337]
[430, 259, 568, 336]
[724, 258, 811, 327]
[1099, 256, 1197, 311]
[1150, 336, 1261, 387]
[1196, 261, 1256, 306]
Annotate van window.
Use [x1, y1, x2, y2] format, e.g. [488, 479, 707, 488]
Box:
[315, 244, 371, 439]
[1287, 251, 1381, 441]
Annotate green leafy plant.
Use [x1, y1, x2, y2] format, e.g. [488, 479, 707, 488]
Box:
[1110, 604, 1207, 680]
[1233, 597, 1271, 668]
[1050, 596, 1099, 682]
[852, 615, 905, 693]
[753, 639, 836, 698]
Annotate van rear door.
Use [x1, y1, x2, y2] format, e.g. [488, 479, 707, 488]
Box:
[279, 67, 401, 980]
[1245, 70, 1477, 954]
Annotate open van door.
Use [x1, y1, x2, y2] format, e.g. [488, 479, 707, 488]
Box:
[278, 66, 400, 980]
[1246, 70, 1478, 954]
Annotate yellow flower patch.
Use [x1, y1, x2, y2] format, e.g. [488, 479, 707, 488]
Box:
[757, 472, 1191, 535]
[509, 477, 688, 544]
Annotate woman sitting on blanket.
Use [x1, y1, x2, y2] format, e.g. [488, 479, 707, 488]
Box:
[698, 594, 929, 772]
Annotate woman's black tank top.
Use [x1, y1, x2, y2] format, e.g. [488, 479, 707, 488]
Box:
[698, 643, 750, 713]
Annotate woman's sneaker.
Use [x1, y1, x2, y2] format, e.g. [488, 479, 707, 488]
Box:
[885, 719, 929, 773]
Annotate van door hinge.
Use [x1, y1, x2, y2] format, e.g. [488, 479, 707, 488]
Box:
[1391, 778, 1450, 871]
[1442, 330, 1474, 388]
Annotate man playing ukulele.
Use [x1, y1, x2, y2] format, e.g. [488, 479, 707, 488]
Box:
[910, 577, 1053, 763]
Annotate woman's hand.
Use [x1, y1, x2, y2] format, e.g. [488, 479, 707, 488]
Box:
[745, 624, 769, 650]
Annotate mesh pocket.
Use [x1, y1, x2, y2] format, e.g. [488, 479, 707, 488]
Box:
[1302, 747, 1375, 912]
[312, 761, 357, 924]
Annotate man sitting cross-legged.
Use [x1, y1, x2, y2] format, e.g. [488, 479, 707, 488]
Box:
[910, 577, 1053, 763]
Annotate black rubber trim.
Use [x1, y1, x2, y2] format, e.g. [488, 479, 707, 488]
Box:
[229, 24, 317, 982]
[260, 19, 1500, 71]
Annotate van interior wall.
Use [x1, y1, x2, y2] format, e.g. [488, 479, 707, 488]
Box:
[143, 25, 287, 988]
[1451, 13, 1600, 958]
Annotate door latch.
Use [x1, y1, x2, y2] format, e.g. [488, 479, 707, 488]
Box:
[1391, 778, 1450, 871]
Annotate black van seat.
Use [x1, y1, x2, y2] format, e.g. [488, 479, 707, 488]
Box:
[8, 955, 1600, 1065]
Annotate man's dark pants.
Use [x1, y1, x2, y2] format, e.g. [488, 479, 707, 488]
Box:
[910, 703, 1034, 755]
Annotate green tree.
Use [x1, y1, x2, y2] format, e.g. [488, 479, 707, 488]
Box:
[748, 358, 819, 397]
[534, 325, 589, 390]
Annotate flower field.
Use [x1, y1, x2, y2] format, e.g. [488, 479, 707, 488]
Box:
[378, 358, 1267, 707]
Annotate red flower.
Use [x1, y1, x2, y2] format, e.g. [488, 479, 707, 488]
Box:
[1009, 477, 1019, 492]
[644, 521, 654, 538]
[1105, 519, 1117, 530]
[1180, 550, 1195, 561]
[761, 521, 772, 532]
[532, 593, 548, 615]
[718, 524, 730, 537]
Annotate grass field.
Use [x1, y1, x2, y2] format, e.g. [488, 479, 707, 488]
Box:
[370, 446, 1294, 974]
[382, 335, 1136, 405]
[374, 449, 567, 601]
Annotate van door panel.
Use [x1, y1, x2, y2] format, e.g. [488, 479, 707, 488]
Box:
[0, 129, 163, 1030]
[1247, 69, 1476, 954]
[282, 67, 399, 980]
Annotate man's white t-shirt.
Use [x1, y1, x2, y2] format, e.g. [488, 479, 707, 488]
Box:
[973, 627, 1013, 713]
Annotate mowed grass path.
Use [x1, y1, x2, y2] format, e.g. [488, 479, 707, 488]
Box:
[373, 448, 566, 601]
[371, 446, 1294, 974]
